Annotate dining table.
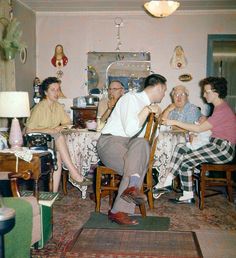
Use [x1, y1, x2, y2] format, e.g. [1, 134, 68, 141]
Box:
[62, 128, 101, 198]
[62, 126, 188, 199]
[152, 126, 189, 190]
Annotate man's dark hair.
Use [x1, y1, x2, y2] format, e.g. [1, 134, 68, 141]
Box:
[144, 74, 167, 89]
[41, 77, 60, 98]
[199, 77, 227, 99]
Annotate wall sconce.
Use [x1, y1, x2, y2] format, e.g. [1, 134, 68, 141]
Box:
[144, 0, 180, 18]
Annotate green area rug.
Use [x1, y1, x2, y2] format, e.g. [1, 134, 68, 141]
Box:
[84, 212, 170, 231]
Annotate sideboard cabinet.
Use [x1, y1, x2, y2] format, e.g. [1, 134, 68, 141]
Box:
[71, 106, 97, 128]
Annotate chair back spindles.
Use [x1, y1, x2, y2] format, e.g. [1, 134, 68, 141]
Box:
[144, 113, 154, 141]
[144, 112, 159, 146]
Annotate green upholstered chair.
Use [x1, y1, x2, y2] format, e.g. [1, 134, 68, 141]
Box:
[0, 172, 41, 258]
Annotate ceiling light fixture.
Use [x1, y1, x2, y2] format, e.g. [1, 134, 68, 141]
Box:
[144, 0, 180, 18]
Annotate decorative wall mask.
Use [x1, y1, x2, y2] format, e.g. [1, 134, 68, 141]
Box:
[170, 45, 187, 69]
[51, 44, 68, 68]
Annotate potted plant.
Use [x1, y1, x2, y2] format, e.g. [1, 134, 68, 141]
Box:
[0, 17, 26, 60]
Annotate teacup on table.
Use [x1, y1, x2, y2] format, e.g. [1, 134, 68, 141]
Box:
[85, 120, 97, 130]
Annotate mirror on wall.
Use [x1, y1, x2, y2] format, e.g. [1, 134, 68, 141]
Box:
[207, 35, 236, 112]
[87, 52, 151, 91]
[106, 60, 151, 92]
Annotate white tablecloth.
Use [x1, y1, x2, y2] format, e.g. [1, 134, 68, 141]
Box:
[63, 129, 188, 197]
[63, 129, 101, 176]
[153, 131, 188, 186]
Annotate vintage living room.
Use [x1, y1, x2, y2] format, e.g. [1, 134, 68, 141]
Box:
[0, 0, 236, 257]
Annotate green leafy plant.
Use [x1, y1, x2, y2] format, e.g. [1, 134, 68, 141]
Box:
[0, 17, 26, 60]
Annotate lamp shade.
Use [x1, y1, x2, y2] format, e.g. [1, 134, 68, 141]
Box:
[144, 1, 180, 18]
[0, 91, 30, 118]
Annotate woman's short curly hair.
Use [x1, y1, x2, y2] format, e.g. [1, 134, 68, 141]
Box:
[200, 77, 228, 99]
[41, 77, 60, 98]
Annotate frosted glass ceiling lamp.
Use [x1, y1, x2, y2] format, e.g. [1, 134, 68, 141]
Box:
[144, 0, 180, 18]
[0, 92, 30, 149]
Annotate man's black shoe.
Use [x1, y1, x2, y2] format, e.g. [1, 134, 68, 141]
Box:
[153, 185, 173, 194]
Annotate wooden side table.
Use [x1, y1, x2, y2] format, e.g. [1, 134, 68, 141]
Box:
[0, 152, 53, 200]
[71, 106, 97, 128]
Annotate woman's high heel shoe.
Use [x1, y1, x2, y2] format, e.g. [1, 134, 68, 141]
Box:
[69, 174, 93, 187]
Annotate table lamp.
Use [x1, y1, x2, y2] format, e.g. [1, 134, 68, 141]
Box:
[0, 91, 30, 149]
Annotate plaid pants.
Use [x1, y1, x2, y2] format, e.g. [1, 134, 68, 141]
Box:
[169, 138, 235, 192]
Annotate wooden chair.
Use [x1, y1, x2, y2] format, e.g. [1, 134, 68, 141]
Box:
[7, 170, 32, 197]
[61, 166, 69, 195]
[95, 113, 159, 216]
[195, 154, 236, 210]
[0, 171, 42, 248]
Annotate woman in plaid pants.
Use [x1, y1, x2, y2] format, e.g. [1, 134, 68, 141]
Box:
[160, 77, 236, 203]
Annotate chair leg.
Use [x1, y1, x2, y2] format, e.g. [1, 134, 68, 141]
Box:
[226, 170, 233, 202]
[200, 167, 206, 210]
[146, 168, 154, 209]
[49, 169, 53, 192]
[139, 203, 146, 218]
[62, 169, 68, 195]
[108, 191, 114, 207]
[147, 189, 154, 209]
[95, 169, 102, 212]
[109, 175, 115, 207]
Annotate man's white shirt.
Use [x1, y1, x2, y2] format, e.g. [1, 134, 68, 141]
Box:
[102, 91, 151, 137]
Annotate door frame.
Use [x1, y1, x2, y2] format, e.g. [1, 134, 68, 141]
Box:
[207, 34, 236, 76]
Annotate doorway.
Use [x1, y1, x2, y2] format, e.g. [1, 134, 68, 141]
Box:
[207, 35, 236, 112]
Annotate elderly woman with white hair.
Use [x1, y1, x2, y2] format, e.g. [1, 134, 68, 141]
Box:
[153, 85, 201, 198]
[162, 85, 201, 123]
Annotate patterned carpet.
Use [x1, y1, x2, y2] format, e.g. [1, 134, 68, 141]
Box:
[32, 184, 236, 257]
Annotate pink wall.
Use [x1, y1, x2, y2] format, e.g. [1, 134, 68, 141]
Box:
[36, 11, 236, 110]
[14, 1, 36, 105]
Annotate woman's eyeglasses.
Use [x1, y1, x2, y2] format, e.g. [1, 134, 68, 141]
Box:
[108, 88, 123, 91]
[204, 89, 215, 94]
[173, 93, 187, 97]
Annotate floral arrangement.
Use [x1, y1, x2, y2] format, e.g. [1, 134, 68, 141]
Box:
[0, 17, 26, 60]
